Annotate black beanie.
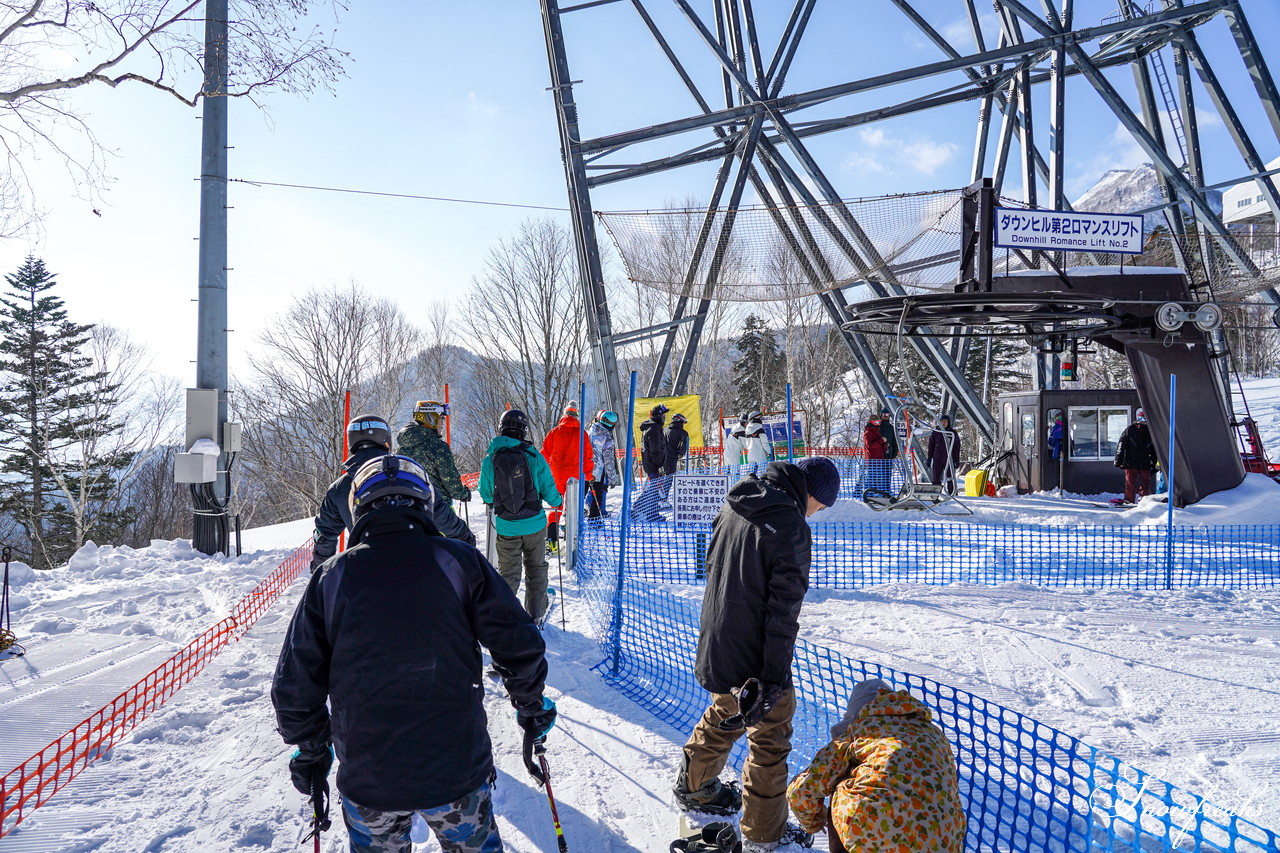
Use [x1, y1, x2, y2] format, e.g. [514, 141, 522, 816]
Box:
[795, 457, 840, 507]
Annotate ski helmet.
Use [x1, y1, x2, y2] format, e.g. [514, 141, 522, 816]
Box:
[348, 454, 435, 522]
[595, 409, 620, 429]
[1136, 409, 1146, 423]
[499, 408, 529, 438]
[748, 410, 763, 423]
[650, 403, 669, 419]
[563, 402, 579, 418]
[347, 414, 392, 451]
[413, 400, 446, 430]
[671, 413, 688, 425]
[738, 413, 750, 426]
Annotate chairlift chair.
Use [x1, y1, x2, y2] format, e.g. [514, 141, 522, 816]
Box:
[862, 402, 973, 516]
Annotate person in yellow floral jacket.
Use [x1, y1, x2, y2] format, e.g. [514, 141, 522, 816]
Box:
[786, 679, 966, 853]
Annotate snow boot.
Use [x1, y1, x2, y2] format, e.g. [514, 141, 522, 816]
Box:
[672, 821, 741, 853]
[674, 756, 742, 816]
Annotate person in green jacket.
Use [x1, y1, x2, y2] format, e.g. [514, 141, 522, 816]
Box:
[479, 409, 562, 621]
[397, 400, 471, 503]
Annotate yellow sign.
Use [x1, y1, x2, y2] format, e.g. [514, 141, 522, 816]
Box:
[631, 394, 706, 450]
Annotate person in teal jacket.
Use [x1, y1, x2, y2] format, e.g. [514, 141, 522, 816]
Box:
[479, 409, 562, 621]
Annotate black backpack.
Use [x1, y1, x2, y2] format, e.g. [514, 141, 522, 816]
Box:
[491, 443, 541, 521]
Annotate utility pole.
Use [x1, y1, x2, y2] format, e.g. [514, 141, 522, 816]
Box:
[193, 0, 231, 554]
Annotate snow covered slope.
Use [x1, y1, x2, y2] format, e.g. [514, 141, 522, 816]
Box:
[2, 508, 1278, 850]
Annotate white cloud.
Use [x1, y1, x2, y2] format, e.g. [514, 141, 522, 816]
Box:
[466, 92, 500, 118]
[844, 128, 957, 176]
[903, 139, 959, 175]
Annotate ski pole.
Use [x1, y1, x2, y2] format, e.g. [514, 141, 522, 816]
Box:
[535, 739, 568, 853]
[301, 777, 331, 852]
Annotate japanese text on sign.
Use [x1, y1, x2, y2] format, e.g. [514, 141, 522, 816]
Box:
[994, 207, 1144, 255]
[672, 474, 729, 525]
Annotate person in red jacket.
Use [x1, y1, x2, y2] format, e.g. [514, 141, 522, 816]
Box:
[540, 403, 595, 552]
[860, 413, 889, 496]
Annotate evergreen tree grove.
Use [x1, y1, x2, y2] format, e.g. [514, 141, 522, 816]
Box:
[0, 257, 134, 568]
[731, 314, 787, 415]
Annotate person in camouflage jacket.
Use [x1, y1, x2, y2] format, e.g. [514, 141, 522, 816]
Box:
[397, 401, 471, 503]
[787, 680, 966, 853]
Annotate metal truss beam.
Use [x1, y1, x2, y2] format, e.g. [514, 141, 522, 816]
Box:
[540, 0, 1280, 442]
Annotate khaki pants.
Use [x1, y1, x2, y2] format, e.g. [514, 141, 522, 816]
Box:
[682, 688, 796, 844]
[495, 528, 549, 620]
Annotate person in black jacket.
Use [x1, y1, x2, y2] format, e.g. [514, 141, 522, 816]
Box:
[312, 416, 474, 573]
[636, 403, 671, 521]
[927, 414, 961, 493]
[273, 454, 556, 853]
[1114, 409, 1159, 504]
[674, 457, 841, 852]
[665, 413, 690, 475]
[877, 406, 899, 461]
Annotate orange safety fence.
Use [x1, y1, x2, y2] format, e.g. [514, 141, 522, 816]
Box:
[0, 540, 313, 838]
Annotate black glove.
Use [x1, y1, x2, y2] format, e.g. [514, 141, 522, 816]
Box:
[717, 679, 785, 731]
[515, 696, 558, 740]
[289, 741, 333, 796]
[460, 489, 472, 502]
[310, 544, 335, 573]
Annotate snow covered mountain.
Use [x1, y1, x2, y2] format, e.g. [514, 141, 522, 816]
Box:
[1072, 162, 1223, 231]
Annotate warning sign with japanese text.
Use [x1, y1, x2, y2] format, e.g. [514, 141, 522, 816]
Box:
[672, 474, 729, 525]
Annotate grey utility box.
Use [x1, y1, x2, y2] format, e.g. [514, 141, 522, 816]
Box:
[186, 388, 219, 448]
[174, 452, 217, 484]
[222, 422, 242, 453]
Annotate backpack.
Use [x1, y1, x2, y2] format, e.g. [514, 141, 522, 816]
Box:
[491, 443, 541, 521]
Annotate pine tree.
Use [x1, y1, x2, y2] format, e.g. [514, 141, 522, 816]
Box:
[0, 257, 134, 568]
[730, 314, 787, 414]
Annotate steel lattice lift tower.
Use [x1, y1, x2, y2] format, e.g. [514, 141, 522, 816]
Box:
[538, 0, 1280, 449]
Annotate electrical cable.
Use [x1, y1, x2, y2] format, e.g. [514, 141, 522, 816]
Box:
[227, 178, 570, 212]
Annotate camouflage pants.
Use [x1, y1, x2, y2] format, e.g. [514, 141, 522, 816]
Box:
[340, 781, 503, 853]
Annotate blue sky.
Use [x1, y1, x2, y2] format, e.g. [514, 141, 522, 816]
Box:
[1, 0, 1277, 383]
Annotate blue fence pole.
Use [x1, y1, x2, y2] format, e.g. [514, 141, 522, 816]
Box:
[1165, 374, 1176, 590]
[786, 382, 795, 461]
[577, 380, 586, 533]
[610, 371, 639, 674]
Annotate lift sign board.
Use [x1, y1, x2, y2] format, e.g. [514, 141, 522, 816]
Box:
[673, 474, 729, 525]
[994, 208, 1144, 255]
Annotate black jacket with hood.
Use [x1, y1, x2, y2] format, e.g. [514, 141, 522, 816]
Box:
[273, 503, 547, 811]
[695, 461, 812, 693]
[1114, 421, 1158, 471]
[640, 415, 669, 476]
[663, 421, 689, 475]
[313, 445, 472, 559]
[312, 444, 386, 562]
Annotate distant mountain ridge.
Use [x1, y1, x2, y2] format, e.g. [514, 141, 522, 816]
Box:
[1072, 162, 1222, 231]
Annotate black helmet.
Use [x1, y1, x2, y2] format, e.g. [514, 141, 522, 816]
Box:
[671, 413, 688, 425]
[499, 408, 529, 438]
[650, 403, 669, 419]
[348, 454, 435, 523]
[347, 414, 391, 451]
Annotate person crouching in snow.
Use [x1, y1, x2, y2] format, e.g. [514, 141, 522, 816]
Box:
[786, 678, 966, 853]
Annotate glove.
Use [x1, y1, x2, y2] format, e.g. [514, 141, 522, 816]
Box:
[515, 696, 558, 740]
[717, 679, 785, 731]
[289, 741, 333, 796]
[460, 489, 472, 502]
[309, 547, 334, 573]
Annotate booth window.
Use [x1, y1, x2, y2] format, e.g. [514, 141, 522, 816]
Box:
[1067, 406, 1130, 461]
[1003, 402, 1014, 449]
[1020, 413, 1035, 449]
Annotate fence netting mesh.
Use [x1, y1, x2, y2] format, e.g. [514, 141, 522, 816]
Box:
[573, 487, 1279, 852]
[597, 190, 1280, 303]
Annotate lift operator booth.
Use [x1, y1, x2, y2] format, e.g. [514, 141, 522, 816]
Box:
[997, 389, 1141, 496]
